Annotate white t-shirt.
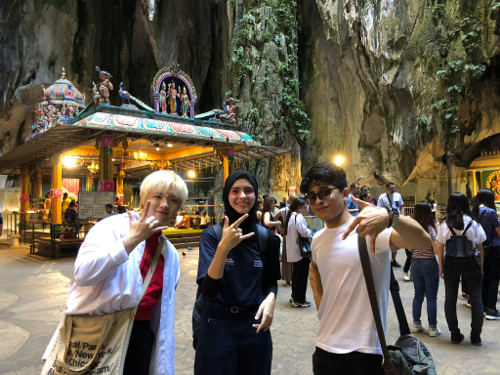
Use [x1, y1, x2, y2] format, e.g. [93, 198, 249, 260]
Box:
[286, 212, 312, 263]
[377, 192, 403, 210]
[437, 215, 486, 248]
[312, 219, 394, 355]
[201, 215, 210, 226]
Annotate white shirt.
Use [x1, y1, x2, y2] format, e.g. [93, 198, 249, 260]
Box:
[201, 215, 210, 226]
[44, 212, 179, 375]
[437, 215, 486, 249]
[377, 192, 403, 210]
[312, 219, 394, 355]
[286, 212, 312, 263]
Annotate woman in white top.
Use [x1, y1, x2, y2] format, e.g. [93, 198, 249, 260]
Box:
[43, 170, 188, 375]
[284, 197, 312, 308]
[434, 192, 486, 346]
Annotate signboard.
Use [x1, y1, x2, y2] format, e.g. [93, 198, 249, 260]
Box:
[51, 188, 62, 198]
[20, 194, 30, 202]
[99, 180, 115, 191]
[288, 186, 297, 196]
[78, 191, 114, 220]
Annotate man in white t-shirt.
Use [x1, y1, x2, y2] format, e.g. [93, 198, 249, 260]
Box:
[377, 182, 405, 268]
[300, 162, 432, 375]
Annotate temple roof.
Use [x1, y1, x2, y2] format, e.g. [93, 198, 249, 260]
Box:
[467, 151, 500, 170]
[43, 68, 85, 107]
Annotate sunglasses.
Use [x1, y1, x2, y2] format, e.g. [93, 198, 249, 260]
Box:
[305, 187, 339, 204]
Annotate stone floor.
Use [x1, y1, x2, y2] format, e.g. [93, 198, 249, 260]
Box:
[0, 239, 499, 375]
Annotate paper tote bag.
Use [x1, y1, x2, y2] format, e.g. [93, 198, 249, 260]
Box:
[41, 237, 164, 375]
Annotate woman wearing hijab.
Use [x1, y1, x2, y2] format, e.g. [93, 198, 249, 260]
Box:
[195, 171, 281, 375]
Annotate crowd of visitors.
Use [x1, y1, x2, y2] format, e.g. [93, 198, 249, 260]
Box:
[41, 162, 500, 375]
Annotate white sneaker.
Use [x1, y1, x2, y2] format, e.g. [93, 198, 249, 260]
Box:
[411, 324, 425, 333]
[403, 273, 411, 282]
[429, 327, 441, 337]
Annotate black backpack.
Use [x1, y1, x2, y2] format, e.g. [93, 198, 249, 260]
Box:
[444, 221, 481, 275]
[191, 224, 271, 350]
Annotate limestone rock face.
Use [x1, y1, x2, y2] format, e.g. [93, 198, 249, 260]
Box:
[299, 0, 500, 199]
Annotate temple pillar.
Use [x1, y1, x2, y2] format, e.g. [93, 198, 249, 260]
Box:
[86, 176, 94, 191]
[116, 169, 124, 202]
[51, 162, 62, 224]
[221, 148, 235, 181]
[98, 135, 114, 192]
[20, 166, 30, 220]
[37, 167, 43, 198]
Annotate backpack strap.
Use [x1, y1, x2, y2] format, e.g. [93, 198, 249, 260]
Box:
[447, 224, 457, 236]
[462, 220, 473, 235]
[213, 224, 223, 242]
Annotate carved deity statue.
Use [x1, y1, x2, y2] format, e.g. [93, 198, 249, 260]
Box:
[160, 82, 168, 112]
[168, 80, 178, 114]
[180, 87, 190, 117]
[93, 66, 114, 106]
[225, 97, 238, 124]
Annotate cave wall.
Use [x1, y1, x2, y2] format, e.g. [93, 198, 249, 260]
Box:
[298, 0, 500, 202]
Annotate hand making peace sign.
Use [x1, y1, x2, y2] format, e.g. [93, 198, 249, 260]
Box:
[123, 201, 169, 254]
[218, 214, 255, 254]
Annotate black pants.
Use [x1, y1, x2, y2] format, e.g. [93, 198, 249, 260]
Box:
[403, 249, 412, 273]
[124, 320, 155, 375]
[195, 304, 272, 375]
[482, 246, 500, 310]
[313, 347, 383, 375]
[292, 257, 311, 304]
[444, 271, 483, 337]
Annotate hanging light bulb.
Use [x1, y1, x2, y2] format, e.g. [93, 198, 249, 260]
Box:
[188, 170, 196, 178]
[167, 143, 173, 147]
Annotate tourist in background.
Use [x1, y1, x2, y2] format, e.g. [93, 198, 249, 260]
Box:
[115, 205, 127, 214]
[434, 192, 485, 345]
[284, 197, 312, 308]
[195, 171, 280, 375]
[361, 186, 378, 206]
[200, 210, 210, 229]
[63, 201, 78, 225]
[471, 189, 500, 320]
[378, 182, 405, 267]
[105, 203, 116, 217]
[275, 194, 297, 288]
[261, 197, 282, 233]
[347, 182, 360, 216]
[61, 192, 71, 213]
[408, 202, 441, 337]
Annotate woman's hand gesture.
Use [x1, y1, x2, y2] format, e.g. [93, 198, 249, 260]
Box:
[218, 215, 255, 254]
[123, 201, 168, 254]
[253, 292, 276, 333]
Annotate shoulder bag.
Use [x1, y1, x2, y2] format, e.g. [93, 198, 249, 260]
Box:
[41, 236, 165, 375]
[294, 214, 311, 258]
[358, 236, 437, 375]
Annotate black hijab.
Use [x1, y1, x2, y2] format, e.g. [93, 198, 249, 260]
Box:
[223, 170, 259, 234]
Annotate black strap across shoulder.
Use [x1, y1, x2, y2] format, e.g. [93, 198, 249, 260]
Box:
[357, 235, 410, 369]
[447, 220, 473, 237]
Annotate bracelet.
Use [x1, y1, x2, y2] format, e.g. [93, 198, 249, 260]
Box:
[383, 206, 394, 228]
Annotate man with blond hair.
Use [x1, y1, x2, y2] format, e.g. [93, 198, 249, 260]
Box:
[43, 170, 188, 375]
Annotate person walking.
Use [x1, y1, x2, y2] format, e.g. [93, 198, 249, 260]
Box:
[261, 197, 282, 233]
[378, 182, 405, 267]
[434, 192, 486, 346]
[42, 170, 189, 374]
[471, 189, 500, 320]
[347, 182, 360, 216]
[275, 195, 297, 288]
[408, 202, 442, 337]
[195, 171, 281, 375]
[284, 197, 312, 308]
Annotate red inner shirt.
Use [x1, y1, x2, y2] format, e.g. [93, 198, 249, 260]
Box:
[135, 232, 165, 320]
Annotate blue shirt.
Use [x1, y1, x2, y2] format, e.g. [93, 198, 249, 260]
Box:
[347, 194, 359, 217]
[478, 206, 500, 247]
[197, 226, 265, 307]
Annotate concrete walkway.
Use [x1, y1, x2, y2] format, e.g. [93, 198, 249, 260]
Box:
[0, 242, 498, 375]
